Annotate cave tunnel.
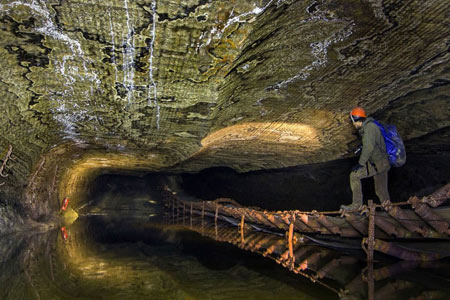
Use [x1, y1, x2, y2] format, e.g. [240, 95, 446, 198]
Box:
[1, 0, 450, 299]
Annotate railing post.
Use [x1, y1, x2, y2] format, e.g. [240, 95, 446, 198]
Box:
[288, 214, 295, 270]
[240, 213, 245, 244]
[215, 203, 219, 225]
[367, 200, 375, 300]
[367, 261, 374, 300]
[367, 200, 375, 262]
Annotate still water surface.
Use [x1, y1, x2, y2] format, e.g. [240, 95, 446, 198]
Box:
[1, 215, 449, 300]
[1, 216, 334, 300]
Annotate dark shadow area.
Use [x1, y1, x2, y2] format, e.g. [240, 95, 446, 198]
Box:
[88, 174, 165, 205]
[180, 153, 450, 211]
[83, 150, 450, 213]
[79, 174, 171, 222]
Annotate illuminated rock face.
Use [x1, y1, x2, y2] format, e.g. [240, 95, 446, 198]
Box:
[0, 1, 449, 224]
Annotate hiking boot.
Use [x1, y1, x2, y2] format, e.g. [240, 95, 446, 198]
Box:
[340, 203, 361, 211]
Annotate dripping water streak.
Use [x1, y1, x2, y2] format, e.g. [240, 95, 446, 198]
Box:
[0, 0, 99, 84]
[0, 0, 101, 140]
[222, 0, 274, 32]
[147, 0, 160, 130]
[108, 7, 119, 84]
[268, 1, 354, 90]
[272, 25, 353, 90]
[201, 0, 276, 49]
[122, 0, 136, 105]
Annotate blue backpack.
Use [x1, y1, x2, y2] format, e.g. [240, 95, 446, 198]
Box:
[372, 120, 406, 167]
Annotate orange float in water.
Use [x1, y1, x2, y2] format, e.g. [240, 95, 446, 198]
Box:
[60, 227, 68, 240]
[61, 197, 69, 211]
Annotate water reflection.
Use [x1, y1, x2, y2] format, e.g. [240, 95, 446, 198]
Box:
[0, 217, 329, 299]
[170, 214, 450, 300]
[1, 214, 449, 299]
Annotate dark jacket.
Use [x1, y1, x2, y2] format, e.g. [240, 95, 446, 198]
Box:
[358, 118, 390, 172]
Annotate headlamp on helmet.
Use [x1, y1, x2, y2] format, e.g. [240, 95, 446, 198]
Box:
[350, 107, 367, 123]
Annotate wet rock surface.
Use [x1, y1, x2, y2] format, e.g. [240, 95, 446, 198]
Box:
[0, 1, 449, 228]
[0, 205, 25, 234]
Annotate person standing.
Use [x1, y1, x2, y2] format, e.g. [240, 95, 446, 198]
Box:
[341, 107, 391, 210]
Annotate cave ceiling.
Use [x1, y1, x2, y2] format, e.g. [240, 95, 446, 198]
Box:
[0, 0, 449, 175]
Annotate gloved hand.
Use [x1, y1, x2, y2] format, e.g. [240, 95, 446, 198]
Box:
[351, 164, 363, 172]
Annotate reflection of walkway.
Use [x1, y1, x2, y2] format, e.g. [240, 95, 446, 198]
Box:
[78, 183, 164, 221]
[162, 183, 450, 262]
[167, 211, 450, 300]
[1, 221, 324, 300]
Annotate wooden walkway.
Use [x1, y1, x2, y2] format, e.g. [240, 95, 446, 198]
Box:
[163, 183, 450, 261]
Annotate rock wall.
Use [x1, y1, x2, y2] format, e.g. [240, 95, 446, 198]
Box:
[0, 1, 449, 233]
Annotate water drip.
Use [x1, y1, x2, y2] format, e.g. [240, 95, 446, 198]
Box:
[222, 0, 275, 32]
[0, 0, 101, 139]
[108, 7, 119, 84]
[200, 0, 276, 51]
[122, 0, 136, 105]
[269, 2, 354, 90]
[147, 0, 160, 130]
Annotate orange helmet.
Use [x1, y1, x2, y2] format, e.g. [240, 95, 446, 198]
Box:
[350, 107, 366, 122]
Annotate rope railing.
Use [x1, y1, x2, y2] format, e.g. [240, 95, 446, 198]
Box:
[162, 182, 450, 262]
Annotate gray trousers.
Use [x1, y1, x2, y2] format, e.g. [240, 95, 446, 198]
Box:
[350, 163, 390, 205]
